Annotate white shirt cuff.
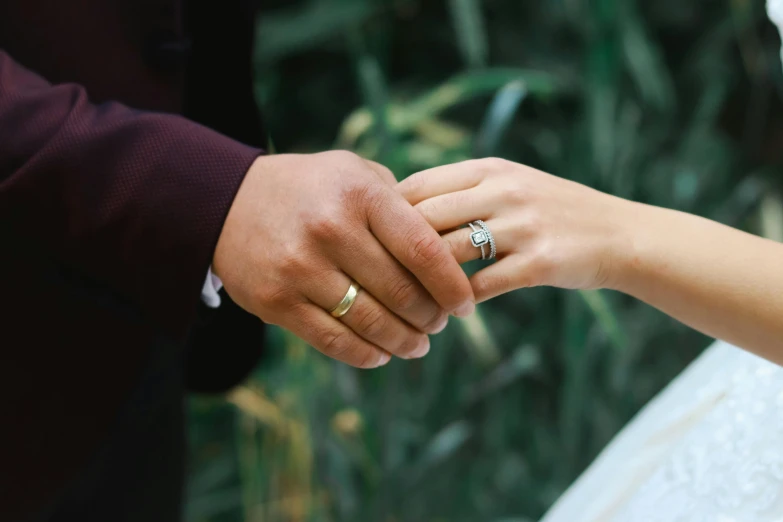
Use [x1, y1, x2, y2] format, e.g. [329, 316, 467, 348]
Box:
[201, 267, 224, 308]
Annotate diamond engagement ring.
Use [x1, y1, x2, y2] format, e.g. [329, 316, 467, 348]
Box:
[468, 220, 496, 260]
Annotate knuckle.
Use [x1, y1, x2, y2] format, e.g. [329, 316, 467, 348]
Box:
[414, 199, 437, 221]
[277, 245, 312, 280]
[257, 285, 282, 306]
[400, 171, 424, 193]
[327, 149, 361, 165]
[508, 184, 528, 205]
[345, 180, 380, 205]
[388, 276, 422, 312]
[480, 157, 512, 175]
[257, 294, 308, 327]
[256, 283, 293, 310]
[344, 180, 387, 222]
[418, 190, 462, 218]
[520, 208, 541, 231]
[307, 210, 343, 243]
[354, 305, 388, 339]
[321, 328, 352, 359]
[423, 310, 448, 333]
[407, 232, 446, 271]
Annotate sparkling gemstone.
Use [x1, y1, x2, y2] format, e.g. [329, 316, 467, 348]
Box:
[471, 231, 488, 246]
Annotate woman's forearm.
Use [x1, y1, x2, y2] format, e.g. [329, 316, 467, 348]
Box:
[615, 202, 783, 363]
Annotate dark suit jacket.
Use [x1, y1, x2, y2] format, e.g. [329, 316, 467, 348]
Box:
[0, 1, 267, 519]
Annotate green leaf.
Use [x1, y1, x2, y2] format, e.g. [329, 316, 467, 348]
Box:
[413, 421, 473, 480]
[475, 80, 528, 157]
[336, 68, 561, 148]
[620, 1, 676, 112]
[255, 0, 377, 62]
[578, 290, 627, 352]
[449, 0, 489, 68]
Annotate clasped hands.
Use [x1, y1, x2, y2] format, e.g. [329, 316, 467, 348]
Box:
[214, 151, 627, 368]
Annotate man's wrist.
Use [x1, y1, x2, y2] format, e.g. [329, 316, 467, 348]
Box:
[212, 155, 268, 289]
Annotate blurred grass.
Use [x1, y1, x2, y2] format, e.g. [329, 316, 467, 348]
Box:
[188, 1, 783, 521]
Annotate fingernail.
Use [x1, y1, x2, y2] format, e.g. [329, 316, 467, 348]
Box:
[409, 336, 431, 359]
[376, 351, 392, 367]
[453, 301, 476, 318]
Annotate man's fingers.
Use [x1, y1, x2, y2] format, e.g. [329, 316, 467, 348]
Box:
[397, 161, 484, 205]
[329, 228, 447, 334]
[368, 188, 476, 317]
[304, 268, 433, 359]
[341, 290, 431, 359]
[281, 303, 391, 369]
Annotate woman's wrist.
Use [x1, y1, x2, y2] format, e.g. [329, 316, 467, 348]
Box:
[603, 198, 654, 294]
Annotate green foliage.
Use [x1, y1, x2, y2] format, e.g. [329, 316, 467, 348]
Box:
[188, 1, 782, 521]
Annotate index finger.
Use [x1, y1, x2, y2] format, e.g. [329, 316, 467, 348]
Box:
[397, 160, 485, 205]
[367, 187, 476, 317]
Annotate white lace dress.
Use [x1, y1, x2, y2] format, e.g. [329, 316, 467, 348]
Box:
[540, 342, 783, 521]
[539, 3, 783, 520]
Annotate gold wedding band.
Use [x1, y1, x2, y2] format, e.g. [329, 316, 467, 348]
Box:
[330, 282, 360, 318]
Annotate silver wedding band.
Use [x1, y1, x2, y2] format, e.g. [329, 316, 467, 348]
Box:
[468, 220, 496, 260]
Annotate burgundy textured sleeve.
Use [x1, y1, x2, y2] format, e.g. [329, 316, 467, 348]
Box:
[0, 49, 261, 339]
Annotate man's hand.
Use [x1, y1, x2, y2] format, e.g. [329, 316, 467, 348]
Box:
[213, 151, 476, 368]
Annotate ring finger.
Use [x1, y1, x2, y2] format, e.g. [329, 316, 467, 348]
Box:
[305, 270, 431, 359]
[441, 219, 517, 264]
[330, 230, 448, 334]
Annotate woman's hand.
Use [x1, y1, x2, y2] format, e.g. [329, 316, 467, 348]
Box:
[397, 158, 636, 302]
[400, 157, 783, 361]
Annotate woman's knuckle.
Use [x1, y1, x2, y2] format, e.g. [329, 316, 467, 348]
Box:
[508, 185, 527, 205]
[482, 157, 512, 174]
[522, 208, 542, 231]
[402, 171, 424, 192]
